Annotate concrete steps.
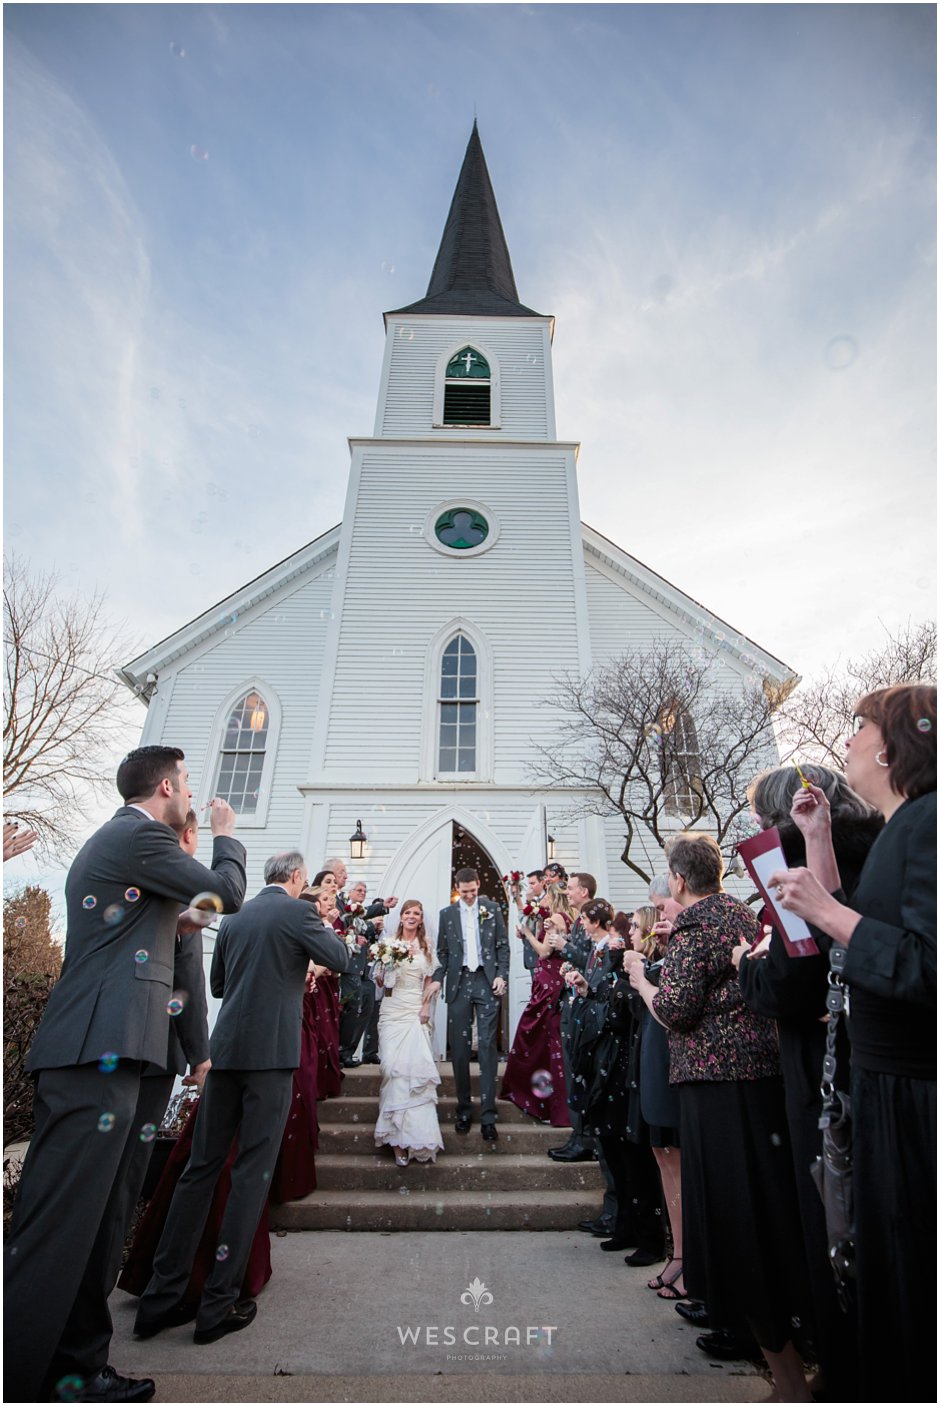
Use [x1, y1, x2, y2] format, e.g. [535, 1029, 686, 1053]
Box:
[270, 1061, 604, 1232]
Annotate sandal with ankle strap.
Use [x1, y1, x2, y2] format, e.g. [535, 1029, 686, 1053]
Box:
[647, 1257, 676, 1291]
[656, 1260, 687, 1300]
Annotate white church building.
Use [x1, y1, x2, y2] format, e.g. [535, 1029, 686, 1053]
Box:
[120, 126, 792, 1046]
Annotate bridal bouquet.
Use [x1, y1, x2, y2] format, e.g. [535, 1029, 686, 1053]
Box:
[368, 934, 413, 990]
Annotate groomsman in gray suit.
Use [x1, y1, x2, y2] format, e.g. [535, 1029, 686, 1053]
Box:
[134, 851, 349, 1345]
[4, 746, 247, 1405]
[433, 867, 509, 1142]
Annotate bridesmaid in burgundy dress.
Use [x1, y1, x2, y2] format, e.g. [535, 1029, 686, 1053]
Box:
[499, 889, 575, 1125]
[305, 871, 345, 1101]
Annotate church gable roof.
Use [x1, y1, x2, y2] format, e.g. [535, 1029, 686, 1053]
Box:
[119, 525, 340, 695]
[386, 124, 544, 320]
[582, 522, 796, 684]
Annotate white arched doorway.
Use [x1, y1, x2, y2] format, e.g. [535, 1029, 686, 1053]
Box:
[379, 806, 536, 1060]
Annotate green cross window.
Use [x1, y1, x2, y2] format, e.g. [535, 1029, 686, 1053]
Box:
[443, 347, 491, 425]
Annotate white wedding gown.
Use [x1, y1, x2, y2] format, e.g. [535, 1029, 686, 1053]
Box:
[373, 948, 444, 1163]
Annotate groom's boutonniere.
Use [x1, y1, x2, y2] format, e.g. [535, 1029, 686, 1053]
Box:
[479, 905, 492, 923]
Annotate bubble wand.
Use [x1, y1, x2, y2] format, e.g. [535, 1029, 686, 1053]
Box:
[794, 763, 813, 791]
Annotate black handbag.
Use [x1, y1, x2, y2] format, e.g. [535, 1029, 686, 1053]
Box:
[809, 944, 855, 1311]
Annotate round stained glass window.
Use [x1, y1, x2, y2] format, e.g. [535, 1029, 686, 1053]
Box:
[434, 509, 489, 551]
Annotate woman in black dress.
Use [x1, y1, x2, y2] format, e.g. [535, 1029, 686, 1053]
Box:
[570, 900, 665, 1269]
[631, 832, 812, 1402]
[772, 684, 936, 1404]
[736, 762, 882, 1399]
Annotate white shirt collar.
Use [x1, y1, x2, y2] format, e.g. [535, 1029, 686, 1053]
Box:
[127, 804, 157, 822]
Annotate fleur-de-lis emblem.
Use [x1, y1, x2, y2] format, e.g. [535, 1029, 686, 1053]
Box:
[460, 1276, 493, 1313]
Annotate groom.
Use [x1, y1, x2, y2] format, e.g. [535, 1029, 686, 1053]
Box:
[434, 868, 509, 1142]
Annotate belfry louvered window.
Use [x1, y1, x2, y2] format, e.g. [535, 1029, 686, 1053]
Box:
[438, 634, 478, 773]
[442, 347, 491, 426]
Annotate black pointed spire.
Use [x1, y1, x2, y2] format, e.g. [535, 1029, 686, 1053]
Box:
[387, 125, 542, 318]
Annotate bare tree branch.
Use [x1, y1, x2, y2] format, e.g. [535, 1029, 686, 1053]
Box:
[777, 619, 937, 766]
[3, 555, 142, 856]
[529, 640, 787, 885]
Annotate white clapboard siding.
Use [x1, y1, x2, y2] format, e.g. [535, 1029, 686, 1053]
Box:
[378, 318, 554, 440]
[321, 444, 587, 781]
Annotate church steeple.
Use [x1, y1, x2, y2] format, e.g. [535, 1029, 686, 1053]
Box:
[388, 124, 542, 318]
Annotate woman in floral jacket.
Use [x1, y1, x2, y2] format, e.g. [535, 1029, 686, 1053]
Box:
[630, 832, 812, 1403]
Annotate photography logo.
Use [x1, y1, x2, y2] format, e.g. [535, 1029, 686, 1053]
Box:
[395, 1273, 557, 1360]
[460, 1276, 493, 1312]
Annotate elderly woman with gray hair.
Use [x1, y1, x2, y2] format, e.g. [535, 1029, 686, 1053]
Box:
[736, 764, 882, 1400]
[630, 832, 812, 1402]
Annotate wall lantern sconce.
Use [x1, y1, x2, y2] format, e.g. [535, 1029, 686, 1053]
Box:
[349, 819, 368, 861]
[546, 834, 556, 862]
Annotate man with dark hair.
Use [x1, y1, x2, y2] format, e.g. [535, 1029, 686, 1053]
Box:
[433, 868, 509, 1141]
[4, 748, 247, 1405]
[516, 869, 547, 976]
[134, 851, 349, 1345]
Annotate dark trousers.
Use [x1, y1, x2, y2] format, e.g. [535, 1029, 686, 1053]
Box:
[362, 989, 382, 1060]
[4, 1061, 148, 1402]
[138, 1067, 292, 1331]
[446, 970, 500, 1126]
[598, 1134, 664, 1253]
[339, 976, 376, 1059]
[559, 998, 593, 1149]
[51, 1074, 176, 1384]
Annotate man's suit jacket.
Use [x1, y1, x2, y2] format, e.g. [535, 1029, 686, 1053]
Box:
[209, 885, 350, 1070]
[433, 898, 510, 1002]
[26, 808, 247, 1074]
[143, 931, 210, 1078]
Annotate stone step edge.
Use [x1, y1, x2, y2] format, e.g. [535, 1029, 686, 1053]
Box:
[274, 1188, 599, 1206]
[312, 1153, 602, 1170]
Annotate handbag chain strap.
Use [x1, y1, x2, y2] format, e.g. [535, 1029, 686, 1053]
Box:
[820, 944, 848, 1108]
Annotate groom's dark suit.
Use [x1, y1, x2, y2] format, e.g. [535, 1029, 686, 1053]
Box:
[3, 806, 247, 1403]
[433, 898, 509, 1128]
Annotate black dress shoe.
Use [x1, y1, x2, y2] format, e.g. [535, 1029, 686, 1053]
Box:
[340, 1056, 361, 1068]
[362, 1055, 380, 1064]
[548, 1144, 594, 1162]
[590, 1220, 615, 1237]
[696, 1329, 755, 1360]
[547, 1139, 574, 1157]
[193, 1298, 257, 1344]
[133, 1300, 197, 1339]
[481, 1124, 498, 1142]
[675, 1300, 709, 1327]
[576, 1217, 611, 1235]
[577, 1218, 601, 1233]
[624, 1249, 662, 1267]
[63, 1366, 155, 1402]
[454, 1115, 472, 1134]
[599, 1236, 635, 1252]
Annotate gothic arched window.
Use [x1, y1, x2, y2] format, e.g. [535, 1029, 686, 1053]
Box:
[215, 689, 270, 814]
[662, 708, 702, 818]
[438, 634, 478, 773]
[442, 347, 491, 426]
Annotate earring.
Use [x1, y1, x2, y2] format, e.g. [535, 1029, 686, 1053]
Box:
[875, 751, 890, 768]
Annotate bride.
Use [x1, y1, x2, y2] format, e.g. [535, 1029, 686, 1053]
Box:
[373, 900, 444, 1167]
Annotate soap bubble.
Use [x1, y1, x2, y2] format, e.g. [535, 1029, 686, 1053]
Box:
[134, 949, 149, 964]
[83, 895, 97, 910]
[531, 1069, 554, 1098]
[98, 1052, 119, 1074]
[319, 609, 335, 620]
[399, 1186, 410, 1195]
[125, 887, 141, 903]
[397, 327, 414, 341]
[189, 564, 201, 575]
[97, 1113, 116, 1133]
[103, 904, 124, 926]
[247, 424, 262, 439]
[139, 1123, 157, 1143]
[189, 144, 209, 161]
[823, 335, 858, 371]
[55, 1376, 85, 1402]
[169, 41, 185, 58]
[191, 891, 223, 913]
[15, 917, 26, 930]
[435, 1202, 444, 1216]
[166, 993, 187, 1017]
[917, 718, 932, 733]
[770, 1132, 782, 1146]
[216, 1244, 230, 1261]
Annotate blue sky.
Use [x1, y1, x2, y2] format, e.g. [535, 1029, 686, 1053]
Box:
[4, 3, 936, 900]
